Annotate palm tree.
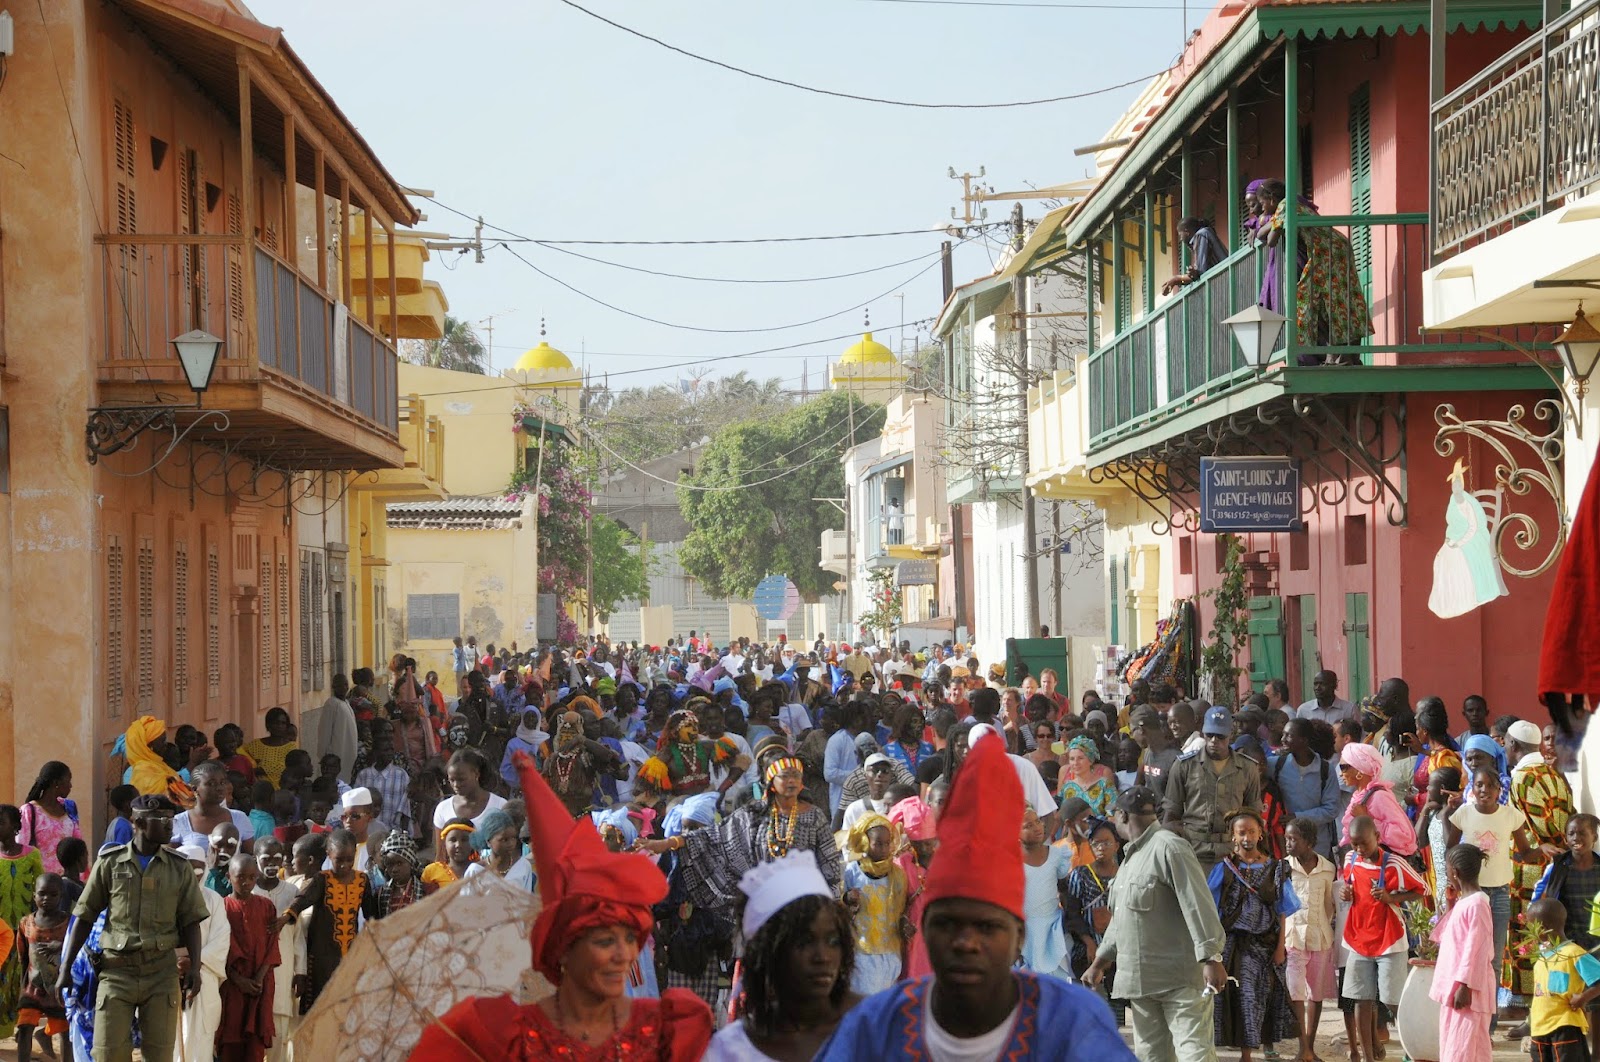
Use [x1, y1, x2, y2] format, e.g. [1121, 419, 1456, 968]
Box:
[403, 315, 489, 375]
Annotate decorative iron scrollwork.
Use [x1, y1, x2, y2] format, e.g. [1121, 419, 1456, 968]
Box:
[1433, 400, 1567, 578]
[86, 406, 232, 468]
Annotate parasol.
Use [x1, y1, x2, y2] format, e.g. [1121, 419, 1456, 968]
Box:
[292, 872, 549, 1062]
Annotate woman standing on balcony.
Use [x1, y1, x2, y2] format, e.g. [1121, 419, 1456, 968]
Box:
[1260, 178, 1374, 362]
[1162, 217, 1231, 295]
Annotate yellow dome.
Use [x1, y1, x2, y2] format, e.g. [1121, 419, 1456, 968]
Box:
[514, 341, 574, 372]
[838, 331, 897, 365]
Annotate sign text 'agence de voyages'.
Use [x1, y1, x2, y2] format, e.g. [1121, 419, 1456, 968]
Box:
[1199, 456, 1303, 533]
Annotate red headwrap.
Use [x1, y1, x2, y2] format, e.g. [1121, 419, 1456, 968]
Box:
[513, 750, 668, 982]
[919, 734, 1025, 920]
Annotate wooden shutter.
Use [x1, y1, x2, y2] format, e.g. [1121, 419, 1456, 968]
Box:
[174, 535, 190, 707]
[301, 551, 313, 693]
[206, 533, 222, 704]
[112, 97, 138, 234]
[311, 553, 326, 691]
[1348, 84, 1373, 308]
[106, 533, 126, 719]
[1246, 596, 1285, 694]
[260, 558, 273, 691]
[136, 533, 155, 713]
[278, 550, 292, 691]
[1296, 594, 1319, 703]
[1343, 592, 1371, 703]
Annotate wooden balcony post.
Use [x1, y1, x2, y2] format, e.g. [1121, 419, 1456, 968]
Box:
[1226, 88, 1240, 244]
[384, 219, 398, 345]
[238, 52, 256, 365]
[339, 179, 352, 308]
[1142, 185, 1156, 322]
[314, 149, 327, 291]
[285, 114, 301, 382]
[362, 208, 375, 329]
[1283, 36, 1300, 354]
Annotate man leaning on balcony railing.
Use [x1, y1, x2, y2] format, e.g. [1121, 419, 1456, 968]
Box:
[1161, 217, 1231, 296]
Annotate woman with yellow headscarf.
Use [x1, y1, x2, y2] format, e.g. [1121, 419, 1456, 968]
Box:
[842, 811, 908, 994]
[114, 715, 196, 807]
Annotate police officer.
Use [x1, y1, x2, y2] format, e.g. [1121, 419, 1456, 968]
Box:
[56, 794, 210, 1062]
[1161, 705, 1261, 868]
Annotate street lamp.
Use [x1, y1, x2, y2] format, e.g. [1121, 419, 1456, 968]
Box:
[1553, 307, 1600, 399]
[1222, 305, 1287, 369]
[86, 329, 228, 463]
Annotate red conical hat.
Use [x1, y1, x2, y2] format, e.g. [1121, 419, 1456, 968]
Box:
[920, 734, 1026, 920]
[514, 750, 667, 981]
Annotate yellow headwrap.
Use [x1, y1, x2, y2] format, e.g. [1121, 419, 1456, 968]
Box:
[121, 716, 195, 808]
[569, 695, 602, 719]
[846, 812, 901, 877]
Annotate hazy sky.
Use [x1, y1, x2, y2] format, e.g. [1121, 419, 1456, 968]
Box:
[251, 0, 1180, 389]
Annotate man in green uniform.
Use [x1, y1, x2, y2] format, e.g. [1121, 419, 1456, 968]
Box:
[1161, 705, 1261, 868]
[1086, 786, 1228, 1062]
[56, 794, 209, 1062]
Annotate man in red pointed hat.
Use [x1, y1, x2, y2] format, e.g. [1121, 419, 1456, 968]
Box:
[409, 751, 713, 1061]
[818, 737, 1133, 1060]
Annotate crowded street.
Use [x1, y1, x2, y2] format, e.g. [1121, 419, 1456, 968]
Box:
[3, 0, 1600, 1060]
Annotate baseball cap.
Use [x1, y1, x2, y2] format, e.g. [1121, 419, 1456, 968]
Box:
[1115, 786, 1160, 815]
[1129, 705, 1162, 731]
[864, 753, 893, 771]
[1201, 706, 1234, 736]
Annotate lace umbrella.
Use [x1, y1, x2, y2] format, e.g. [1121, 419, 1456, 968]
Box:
[293, 872, 550, 1062]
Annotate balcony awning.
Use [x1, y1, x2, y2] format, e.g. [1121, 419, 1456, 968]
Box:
[1423, 190, 1600, 330]
[520, 414, 574, 444]
[866, 451, 914, 479]
[935, 273, 1012, 337]
[354, 280, 449, 340]
[1001, 202, 1082, 280]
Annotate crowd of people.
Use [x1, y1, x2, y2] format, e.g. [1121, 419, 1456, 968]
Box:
[0, 632, 1592, 1061]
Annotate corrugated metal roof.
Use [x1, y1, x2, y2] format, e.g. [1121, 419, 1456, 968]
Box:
[386, 496, 522, 530]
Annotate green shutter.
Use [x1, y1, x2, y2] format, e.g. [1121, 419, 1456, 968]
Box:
[1108, 555, 1120, 644]
[1348, 84, 1374, 364]
[1246, 596, 1285, 693]
[1116, 274, 1132, 334]
[1343, 592, 1371, 703]
[1297, 594, 1319, 703]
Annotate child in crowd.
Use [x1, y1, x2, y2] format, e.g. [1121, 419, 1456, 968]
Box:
[1528, 897, 1600, 1062]
[842, 813, 909, 995]
[462, 810, 522, 881]
[179, 843, 230, 1062]
[1431, 844, 1496, 1062]
[269, 790, 304, 847]
[1535, 813, 1600, 1057]
[218, 854, 281, 1062]
[500, 709, 549, 788]
[287, 829, 376, 1012]
[252, 838, 295, 911]
[1414, 767, 1462, 908]
[375, 832, 434, 917]
[423, 818, 478, 888]
[103, 784, 137, 847]
[54, 838, 87, 912]
[1054, 796, 1093, 866]
[1211, 809, 1299, 1062]
[1449, 765, 1536, 997]
[15, 873, 68, 1062]
[1341, 815, 1427, 1062]
[1064, 816, 1120, 993]
[337, 789, 379, 872]
[1019, 805, 1073, 982]
[214, 723, 257, 780]
[1113, 738, 1140, 790]
[207, 822, 242, 896]
[247, 783, 276, 842]
[1284, 817, 1337, 1062]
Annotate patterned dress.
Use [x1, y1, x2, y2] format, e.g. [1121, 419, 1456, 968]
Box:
[291, 869, 377, 1010]
[1269, 201, 1373, 359]
[1508, 760, 1574, 994]
[1057, 767, 1118, 818]
[0, 846, 43, 1040]
[1210, 857, 1300, 1049]
[677, 802, 842, 931]
[241, 740, 298, 787]
[409, 989, 714, 1061]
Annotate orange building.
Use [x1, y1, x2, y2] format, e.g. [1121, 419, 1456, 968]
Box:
[0, 0, 427, 834]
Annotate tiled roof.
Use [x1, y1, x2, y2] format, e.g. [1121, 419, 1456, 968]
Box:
[386, 496, 522, 530]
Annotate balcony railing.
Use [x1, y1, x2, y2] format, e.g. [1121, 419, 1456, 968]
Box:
[1085, 214, 1539, 449]
[397, 394, 445, 483]
[97, 235, 399, 439]
[1432, 0, 1600, 256]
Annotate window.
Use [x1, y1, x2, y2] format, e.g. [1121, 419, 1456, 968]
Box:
[300, 551, 313, 693]
[311, 553, 326, 691]
[1344, 514, 1368, 566]
[206, 534, 221, 703]
[174, 538, 190, 707]
[136, 535, 155, 712]
[407, 594, 460, 641]
[106, 534, 125, 719]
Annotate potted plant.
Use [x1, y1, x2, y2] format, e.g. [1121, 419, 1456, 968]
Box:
[1396, 901, 1441, 1062]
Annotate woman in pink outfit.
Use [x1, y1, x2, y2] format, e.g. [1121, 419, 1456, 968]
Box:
[1339, 742, 1416, 855]
[1430, 843, 1497, 1062]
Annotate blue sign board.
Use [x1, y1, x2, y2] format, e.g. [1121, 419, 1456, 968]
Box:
[752, 575, 794, 621]
[1199, 457, 1302, 532]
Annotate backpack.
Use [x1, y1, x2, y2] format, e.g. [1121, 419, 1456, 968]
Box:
[1264, 753, 1330, 857]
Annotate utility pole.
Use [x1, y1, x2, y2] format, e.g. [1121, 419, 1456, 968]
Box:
[1011, 203, 1041, 638]
[949, 166, 989, 227]
[942, 240, 968, 639]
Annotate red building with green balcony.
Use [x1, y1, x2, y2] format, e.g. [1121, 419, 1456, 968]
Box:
[1017, 0, 1568, 710]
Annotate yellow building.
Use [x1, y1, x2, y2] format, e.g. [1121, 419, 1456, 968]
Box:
[379, 344, 582, 679]
[829, 332, 910, 404]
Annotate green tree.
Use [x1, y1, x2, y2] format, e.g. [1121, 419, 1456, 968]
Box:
[1200, 534, 1249, 707]
[678, 390, 885, 601]
[858, 567, 903, 641]
[589, 372, 795, 463]
[590, 514, 652, 621]
[402, 314, 489, 375]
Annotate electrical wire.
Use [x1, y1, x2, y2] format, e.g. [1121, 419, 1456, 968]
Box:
[555, 0, 1164, 109]
[860, 0, 1187, 8]
[498, 241, 946, 334]
[425, 194, 993, 245]
[532, 241, 945, 285]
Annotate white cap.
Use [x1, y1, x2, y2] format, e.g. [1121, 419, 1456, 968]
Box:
[176, 843, 207, 865]
[969, 722, 1000, 747]
[864, 753, 892, 770]
[1507, 720, 1543, 748]
[341, 787, 373, 810]
[738, 850, 834, 939]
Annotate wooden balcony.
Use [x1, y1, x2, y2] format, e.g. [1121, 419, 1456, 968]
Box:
[95, 234, 402, 470]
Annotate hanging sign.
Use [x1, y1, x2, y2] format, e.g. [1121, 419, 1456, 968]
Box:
[1199, 456, 1303, 532]
[753, 575, 801, 621]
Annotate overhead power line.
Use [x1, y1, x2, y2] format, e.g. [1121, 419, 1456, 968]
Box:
[553, 0, 1163, 109]
[860, 0, 1188, 8]
[534, 242, 945, 284]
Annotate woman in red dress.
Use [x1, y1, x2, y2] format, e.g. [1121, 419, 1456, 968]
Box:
[408, 750, 713, 1061]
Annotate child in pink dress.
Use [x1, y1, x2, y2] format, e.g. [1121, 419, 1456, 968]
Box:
[1431, 844, 1496, 1062]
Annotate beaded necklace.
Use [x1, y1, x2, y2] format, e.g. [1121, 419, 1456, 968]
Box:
[767, 802, 800, 859]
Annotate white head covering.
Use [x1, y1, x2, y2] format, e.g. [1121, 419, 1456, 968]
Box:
[738, 850, 833, 939]
[341, 786, 373, 810]
[1507, 719, 1543, 749]
[969, 722, 1000, 748]
[176, 843, 207, 865]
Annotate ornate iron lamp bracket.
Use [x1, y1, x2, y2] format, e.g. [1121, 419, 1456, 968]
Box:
[1433, 400, 1567, 578]
[86, 404, 231, 469]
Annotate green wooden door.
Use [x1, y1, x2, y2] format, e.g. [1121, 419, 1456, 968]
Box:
[1296, 594, 1319, 703]
[1343, 592, 1371, 703]
[1247, 596, 1285, 693]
